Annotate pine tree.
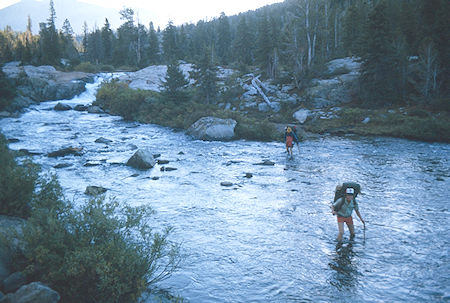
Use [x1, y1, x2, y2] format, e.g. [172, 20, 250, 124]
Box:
[148, 22, 160, 64]
[233, 16, 253, 67]
[101, 19, 114, 64]
[216, 12, 231, 65]
[360, 1, 399, 106]
[60, 19, 78, 63]
[39, 0, 60, 65]
[160, 61, 190, 103]
[113, 7, 137, 66]
[255, 12, 273, 77]
[190, 47, 219, 104]
[162, 21, 179, 63]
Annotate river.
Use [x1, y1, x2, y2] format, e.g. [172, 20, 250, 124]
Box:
[1, 75, 449, 302]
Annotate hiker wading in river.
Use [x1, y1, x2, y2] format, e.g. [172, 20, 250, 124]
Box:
[332, 187, 365, 241]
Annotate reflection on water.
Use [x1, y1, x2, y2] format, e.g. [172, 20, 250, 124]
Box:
[329, 241, 359, 291]
[0, 75, 449, 302]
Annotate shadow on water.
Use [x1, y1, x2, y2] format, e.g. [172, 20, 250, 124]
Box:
[328, 240, 360, 291]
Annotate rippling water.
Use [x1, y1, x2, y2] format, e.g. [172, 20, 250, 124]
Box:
[1, 76, 449, 302]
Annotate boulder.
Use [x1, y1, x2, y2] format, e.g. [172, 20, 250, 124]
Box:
[0, 216, 26, 282]
[3, 272, 26, 293]
[87, 106, 104, 114]
[85, 186, 108, 196]
[293, 109, 311, 124]
[0, 282, 60, 303]
[327, 57, 361, 74]
[0, 112, 12, 118]
[53, 103, 71, 111]
[126, 149, 156, 170]
[220, 182, 233, 187]
[94, 137, 113, 144]
[2, 62, 92, 105]
[47, 147, 82, 158]
[254, 160, 275, 166]
[73, 104, 88, 111]
[302, 57, 360, 108]
[187, 117, 237, 141]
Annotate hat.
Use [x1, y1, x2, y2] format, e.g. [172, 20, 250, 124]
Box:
[346, 187, 355, 195]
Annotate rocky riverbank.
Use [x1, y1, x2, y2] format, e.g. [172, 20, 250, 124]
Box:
[1, 62, 94, 114]
[0, 216, 60, 303]
[2, 58, 448, 143]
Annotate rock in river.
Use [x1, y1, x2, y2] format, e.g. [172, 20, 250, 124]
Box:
[126, 149, 156, 170]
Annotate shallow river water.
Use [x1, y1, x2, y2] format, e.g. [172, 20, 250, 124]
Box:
[1, 76, 449, 303]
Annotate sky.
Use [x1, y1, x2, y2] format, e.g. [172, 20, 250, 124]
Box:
[0, 0, 284, 27]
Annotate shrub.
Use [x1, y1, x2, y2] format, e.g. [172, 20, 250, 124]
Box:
[233, 116, 277, 141]
[17, 177, 180, 303]
[95, 80, 146, 120]
[0, 133, 39, 218]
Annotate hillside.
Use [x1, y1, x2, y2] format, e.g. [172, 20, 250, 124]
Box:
[0, 0, 148, 34]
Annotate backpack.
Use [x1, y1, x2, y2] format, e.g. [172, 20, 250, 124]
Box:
[333, 182, 361, 212]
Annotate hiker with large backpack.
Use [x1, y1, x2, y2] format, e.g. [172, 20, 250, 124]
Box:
[284, 126, 299, 156]
[331, 183, 365, 241]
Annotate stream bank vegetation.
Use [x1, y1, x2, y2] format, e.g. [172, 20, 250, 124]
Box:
[0, 133, 182, 302]
[303, 106, 450, 143]
[94, 79, 280, 142]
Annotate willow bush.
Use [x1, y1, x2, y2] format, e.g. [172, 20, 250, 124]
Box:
[0, 133, 38, 218]
[17, 177, 181, 303]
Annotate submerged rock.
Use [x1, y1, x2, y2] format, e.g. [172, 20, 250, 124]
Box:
[47, 147, 83, 157]
[95, 137, 113, 144]
[254, 160, 275, 166]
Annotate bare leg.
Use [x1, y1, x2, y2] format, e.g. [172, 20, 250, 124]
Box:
[337, 222, 345, 241]
[347, 222, 355, 238]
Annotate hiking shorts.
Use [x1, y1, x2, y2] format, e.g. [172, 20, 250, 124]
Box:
[337, 216, 353, 225]
[286, 137, 293, 148]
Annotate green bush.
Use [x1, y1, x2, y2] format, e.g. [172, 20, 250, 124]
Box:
[0, 133, 38, 218]
[17, 177, 180, 303]
[94, 81, 281, 141]
[73, 62, 101, 73]
[95, 80, 147, 120]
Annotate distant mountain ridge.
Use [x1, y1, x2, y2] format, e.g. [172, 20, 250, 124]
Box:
[0, 0, 156, 34]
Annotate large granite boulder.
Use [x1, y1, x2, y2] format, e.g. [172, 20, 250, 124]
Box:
[293, 109, 311, 124]
[126, 149, 156, 170]
[0, 282, 60, 303]
[117, 63, 235, 92]
[0, 216, 26, 283]
[302, 57, 361, 108]
[2, 62, 93, 107]
[187, 117, 237, 141]
[2, 272, 26, 293]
